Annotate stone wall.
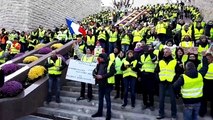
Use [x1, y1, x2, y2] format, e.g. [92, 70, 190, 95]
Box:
[0, 0, 101, 32]
[186, 0, 213, 22]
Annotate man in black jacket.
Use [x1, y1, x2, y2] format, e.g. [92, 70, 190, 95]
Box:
[173, 54, 208, 120]
[91, 53, 116, 120]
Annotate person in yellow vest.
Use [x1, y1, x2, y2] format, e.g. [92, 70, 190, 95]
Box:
[108, 26, 118, 54]
[121, 50, 139, 109]
[145, 28, 156, 45]
[179, 35, 194, 48]
[132, 26, 142, 47]
[28, 38, 39, 51]
[74, 34, 86, 60]
[196, 35, 210, 60]
[173, 61, 208, 120]
[139, 45, 158, 111]
[86, 29, 96, 51]
[19, 31, 28, 52]
[114, 51, 125, 99]
[45, 51, 67, 103]
[97, 26, 108, 49]
[38, 25, 46, 43]
[181, 24, 192, 41]
[155, 19, 168, 44]
[73, 42, 96, 102]
[10, 38, 21, 59]
[94, 41, 104, 58]
[121, 29, 131, 53]
[155, 48, 182, 119]
[199, 53, 213, 118]
[0, 46, 7, 65]
[57, 26, 69, 44]
[92, 53, 116, 120]
[193, 22, 204, 41]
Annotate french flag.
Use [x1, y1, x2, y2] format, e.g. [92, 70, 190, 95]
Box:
[66, 18, 86, 37]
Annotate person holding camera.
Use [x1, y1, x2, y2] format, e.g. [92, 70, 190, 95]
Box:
[121, 50, 139, 109]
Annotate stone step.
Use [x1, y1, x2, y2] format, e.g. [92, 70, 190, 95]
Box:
[41, 102, 159, 120]
[37, 107, 121, 120]
[58, 96, 183, 115]
[16, 115, 53, 120]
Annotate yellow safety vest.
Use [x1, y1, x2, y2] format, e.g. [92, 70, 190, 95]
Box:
[140, 55, 156, 73]
[146, 35, 155, 45]
[94, 47, 103, 57]
[19, 36, 26, 43]
[156, 23, 167, 34]
[121, 34, 130, 45]
[10, 43, 20, 54]
[81, 55, 94, 63]
[39, 29, 45, 38]
[0, 51, 5, 64]
[204, 63, 213, 80]
[159, 59, 177, 82]
[181, 29, 192, 40]
[109, 31, 118, 42]
[133, 30, 142, 43]
[98, 31, 106, 41]
[180, 41, 194, 48]
[107, 61, 115, 84]
[87, 36, 95, 46]
[198, 44, 209, 60]
[210, 28, 213, 39]
[115, 57, 123, 75]
[123, 59, 137, 78]
[48, 57, 62, 75]
[181, 73, 203, 99]
[79, 44, 85, 53]
[194, 28, 204, 40]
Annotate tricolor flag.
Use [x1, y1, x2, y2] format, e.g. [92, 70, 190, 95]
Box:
[66, 18, 86, 37]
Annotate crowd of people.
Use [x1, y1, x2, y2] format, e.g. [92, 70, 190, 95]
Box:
[1, 2, 213, 120]
[71, 3, 213, 120]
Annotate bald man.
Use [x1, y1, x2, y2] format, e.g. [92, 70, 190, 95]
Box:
[155, 48, 183, 119]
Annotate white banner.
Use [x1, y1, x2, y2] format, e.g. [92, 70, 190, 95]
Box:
[66, 59, 97, 84]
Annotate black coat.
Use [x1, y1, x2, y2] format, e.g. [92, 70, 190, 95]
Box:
[0, 68, 4, 87]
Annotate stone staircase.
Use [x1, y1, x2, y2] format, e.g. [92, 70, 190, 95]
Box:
[18, 81, 212, 120]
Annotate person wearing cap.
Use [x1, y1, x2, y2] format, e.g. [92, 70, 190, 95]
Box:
[121, 50, 139, 109]
[73, 42, 96, 102]
[92, 53, 116, 120]
[45, 51, 67, 103]
[155, 48, 183, 119]
[199, 53, 213, 118]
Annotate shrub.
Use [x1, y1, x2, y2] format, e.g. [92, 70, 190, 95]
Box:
[23, 56, 39, 64]
[28, 65, 47, 82]
[0, 81, 23, 97]
[13, 53, 24, 59]
[34, 43, 46, 50]
[38, 47, 52, 54]
[2, 64, 20, 76]
[51, 43, 63, 50]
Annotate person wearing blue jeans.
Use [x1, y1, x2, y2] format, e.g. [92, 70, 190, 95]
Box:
[173, 58, 208, 120]
[121, 50, 139, 109]
[155, 48, 183, 119]
[108, 42, 117, 55]
[121, 45, 129, 54]
[45, 51, 67, 103]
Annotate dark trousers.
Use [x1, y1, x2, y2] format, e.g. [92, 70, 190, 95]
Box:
[80, 82, 92, 99]
[123, 76, 136, 106]
[159, 83, 177, 117]
[115, 74, 124, 98]
[141, 72, 156, 107]
[97, 85, 113, 117]
[199, 80, 213, 117]
[47, 75, 61, 102]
